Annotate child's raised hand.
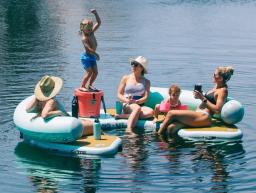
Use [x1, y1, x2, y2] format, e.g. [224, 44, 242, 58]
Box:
[91, 9, 97, 14]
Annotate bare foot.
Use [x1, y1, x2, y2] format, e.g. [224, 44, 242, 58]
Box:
[114, 113, 128, 119]
[124, 129, 137, 137]
[124, 131, 132, 135]
[158, 133, 168, 143]
[114, 114, 121, 119]
[89, 85, 99, 91]
[157, 130, 164, 135]
[79, 87, 88, 92]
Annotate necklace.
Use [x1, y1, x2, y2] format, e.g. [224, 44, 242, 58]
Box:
[170, 102, 179, 108]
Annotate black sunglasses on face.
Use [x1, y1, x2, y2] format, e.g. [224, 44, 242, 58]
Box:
[131, 62, 140, 67]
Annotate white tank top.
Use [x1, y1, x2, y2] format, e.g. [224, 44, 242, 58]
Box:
[124, 78, 146, 98]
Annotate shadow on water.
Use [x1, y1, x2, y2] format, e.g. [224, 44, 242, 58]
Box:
[119, 134, 150, 192]
[156, 135, 245, 192]
[191, 141, 245, 192]
[15, 142, 101, 193]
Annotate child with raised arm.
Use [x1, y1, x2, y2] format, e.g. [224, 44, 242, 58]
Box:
[153, 85, 187, 122]
[79, 9, 101, 91]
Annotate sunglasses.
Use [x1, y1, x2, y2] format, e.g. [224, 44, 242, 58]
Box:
[81, 23, 92, 31]
[131, 62, 141, 67]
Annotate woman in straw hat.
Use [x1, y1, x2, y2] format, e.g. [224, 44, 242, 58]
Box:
[26, 75, 93, 136]
[116, 56, 154, 134]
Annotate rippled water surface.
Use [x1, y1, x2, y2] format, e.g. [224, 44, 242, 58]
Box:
[1, 0, 256, 192]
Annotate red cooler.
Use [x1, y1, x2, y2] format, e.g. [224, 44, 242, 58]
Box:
[74, 89, 104, 118]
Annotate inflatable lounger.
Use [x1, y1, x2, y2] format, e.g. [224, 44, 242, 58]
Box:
[13, 96, 122, 156]
[94, 87, 244, 141]
[92, 109, 242, 142]
[23, 134, 122, 156]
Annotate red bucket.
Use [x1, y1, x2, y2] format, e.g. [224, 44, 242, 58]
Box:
[74, 89, 104, 118]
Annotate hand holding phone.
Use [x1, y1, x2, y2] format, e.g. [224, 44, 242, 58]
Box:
[194, 84, 202, 93]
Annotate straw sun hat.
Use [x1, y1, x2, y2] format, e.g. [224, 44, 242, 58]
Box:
[34, 75, 63, 101]
[130, 56, 148, 74]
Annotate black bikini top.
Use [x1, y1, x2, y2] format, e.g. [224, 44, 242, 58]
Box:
[204, 92, 216, 104]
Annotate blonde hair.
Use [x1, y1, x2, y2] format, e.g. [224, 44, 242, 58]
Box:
[79, 19, 93, 34]
[217, 66, 234, 83]
[168, 84, 181, 95]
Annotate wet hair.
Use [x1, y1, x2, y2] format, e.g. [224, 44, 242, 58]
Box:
[217, 66, 234, 83]
[168, 84, 181, 95]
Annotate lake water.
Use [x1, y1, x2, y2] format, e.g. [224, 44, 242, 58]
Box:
[1, 0, 256, 192]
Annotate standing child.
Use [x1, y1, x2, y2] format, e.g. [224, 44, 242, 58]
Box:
[153, 84, 187, 122]
[79, 9, 101, 91]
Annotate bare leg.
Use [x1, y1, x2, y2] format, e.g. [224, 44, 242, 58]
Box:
[167, 122, 184, 137]
[89, 64, 98, 87]
[81, 119, 93, 136]
[115, 106, 153, 120]
[114, 113, 130, 119]
[81, 68, 93, 89]
[125, 104, 141, 133]
[158, 110, 173, 135]
[139, 106, 154, 119]
[153, 105, 160, 122]
[158, 110, 211, 135]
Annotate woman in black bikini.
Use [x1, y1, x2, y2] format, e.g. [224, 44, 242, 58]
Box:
[158, 66, 234, 136]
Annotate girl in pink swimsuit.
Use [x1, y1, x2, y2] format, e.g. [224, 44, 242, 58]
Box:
[153, 85, 188, 122]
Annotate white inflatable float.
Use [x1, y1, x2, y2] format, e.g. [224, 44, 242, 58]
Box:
[96, 87, 244, 141]
[22, 135, 122, 156]
[13, 96, 84, 143]
[13, 96, 122, 155]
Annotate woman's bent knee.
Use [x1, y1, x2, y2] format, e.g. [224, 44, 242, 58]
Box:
[133, 105, 141, 112]
[166, 110, 173, 118]
[148, 109, 154, 116]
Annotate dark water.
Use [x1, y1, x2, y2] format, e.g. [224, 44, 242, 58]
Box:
[1, 0, 256, 192]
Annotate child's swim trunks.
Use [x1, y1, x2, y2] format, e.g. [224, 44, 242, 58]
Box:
[80, 53, 97, 69]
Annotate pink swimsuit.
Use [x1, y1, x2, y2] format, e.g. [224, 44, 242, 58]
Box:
[158, 100, 188, 113]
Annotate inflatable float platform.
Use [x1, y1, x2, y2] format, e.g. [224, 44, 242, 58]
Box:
[13, 96, 122, 156]
[95, 87, 244, 142]
[13, 86, 244, 156]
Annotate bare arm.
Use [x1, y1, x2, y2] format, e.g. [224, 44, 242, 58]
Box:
[26, 96, 38, 113]
[91, 9, 101, 32]
[195, 88, 227, 114]
[40, 99, 55, 118]
[41, 99, 69, 119]
[117, 75, 130, 103]
[206, 88, 227, 114]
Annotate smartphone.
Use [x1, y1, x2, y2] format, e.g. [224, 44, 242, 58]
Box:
[194, 84, 202, 93]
